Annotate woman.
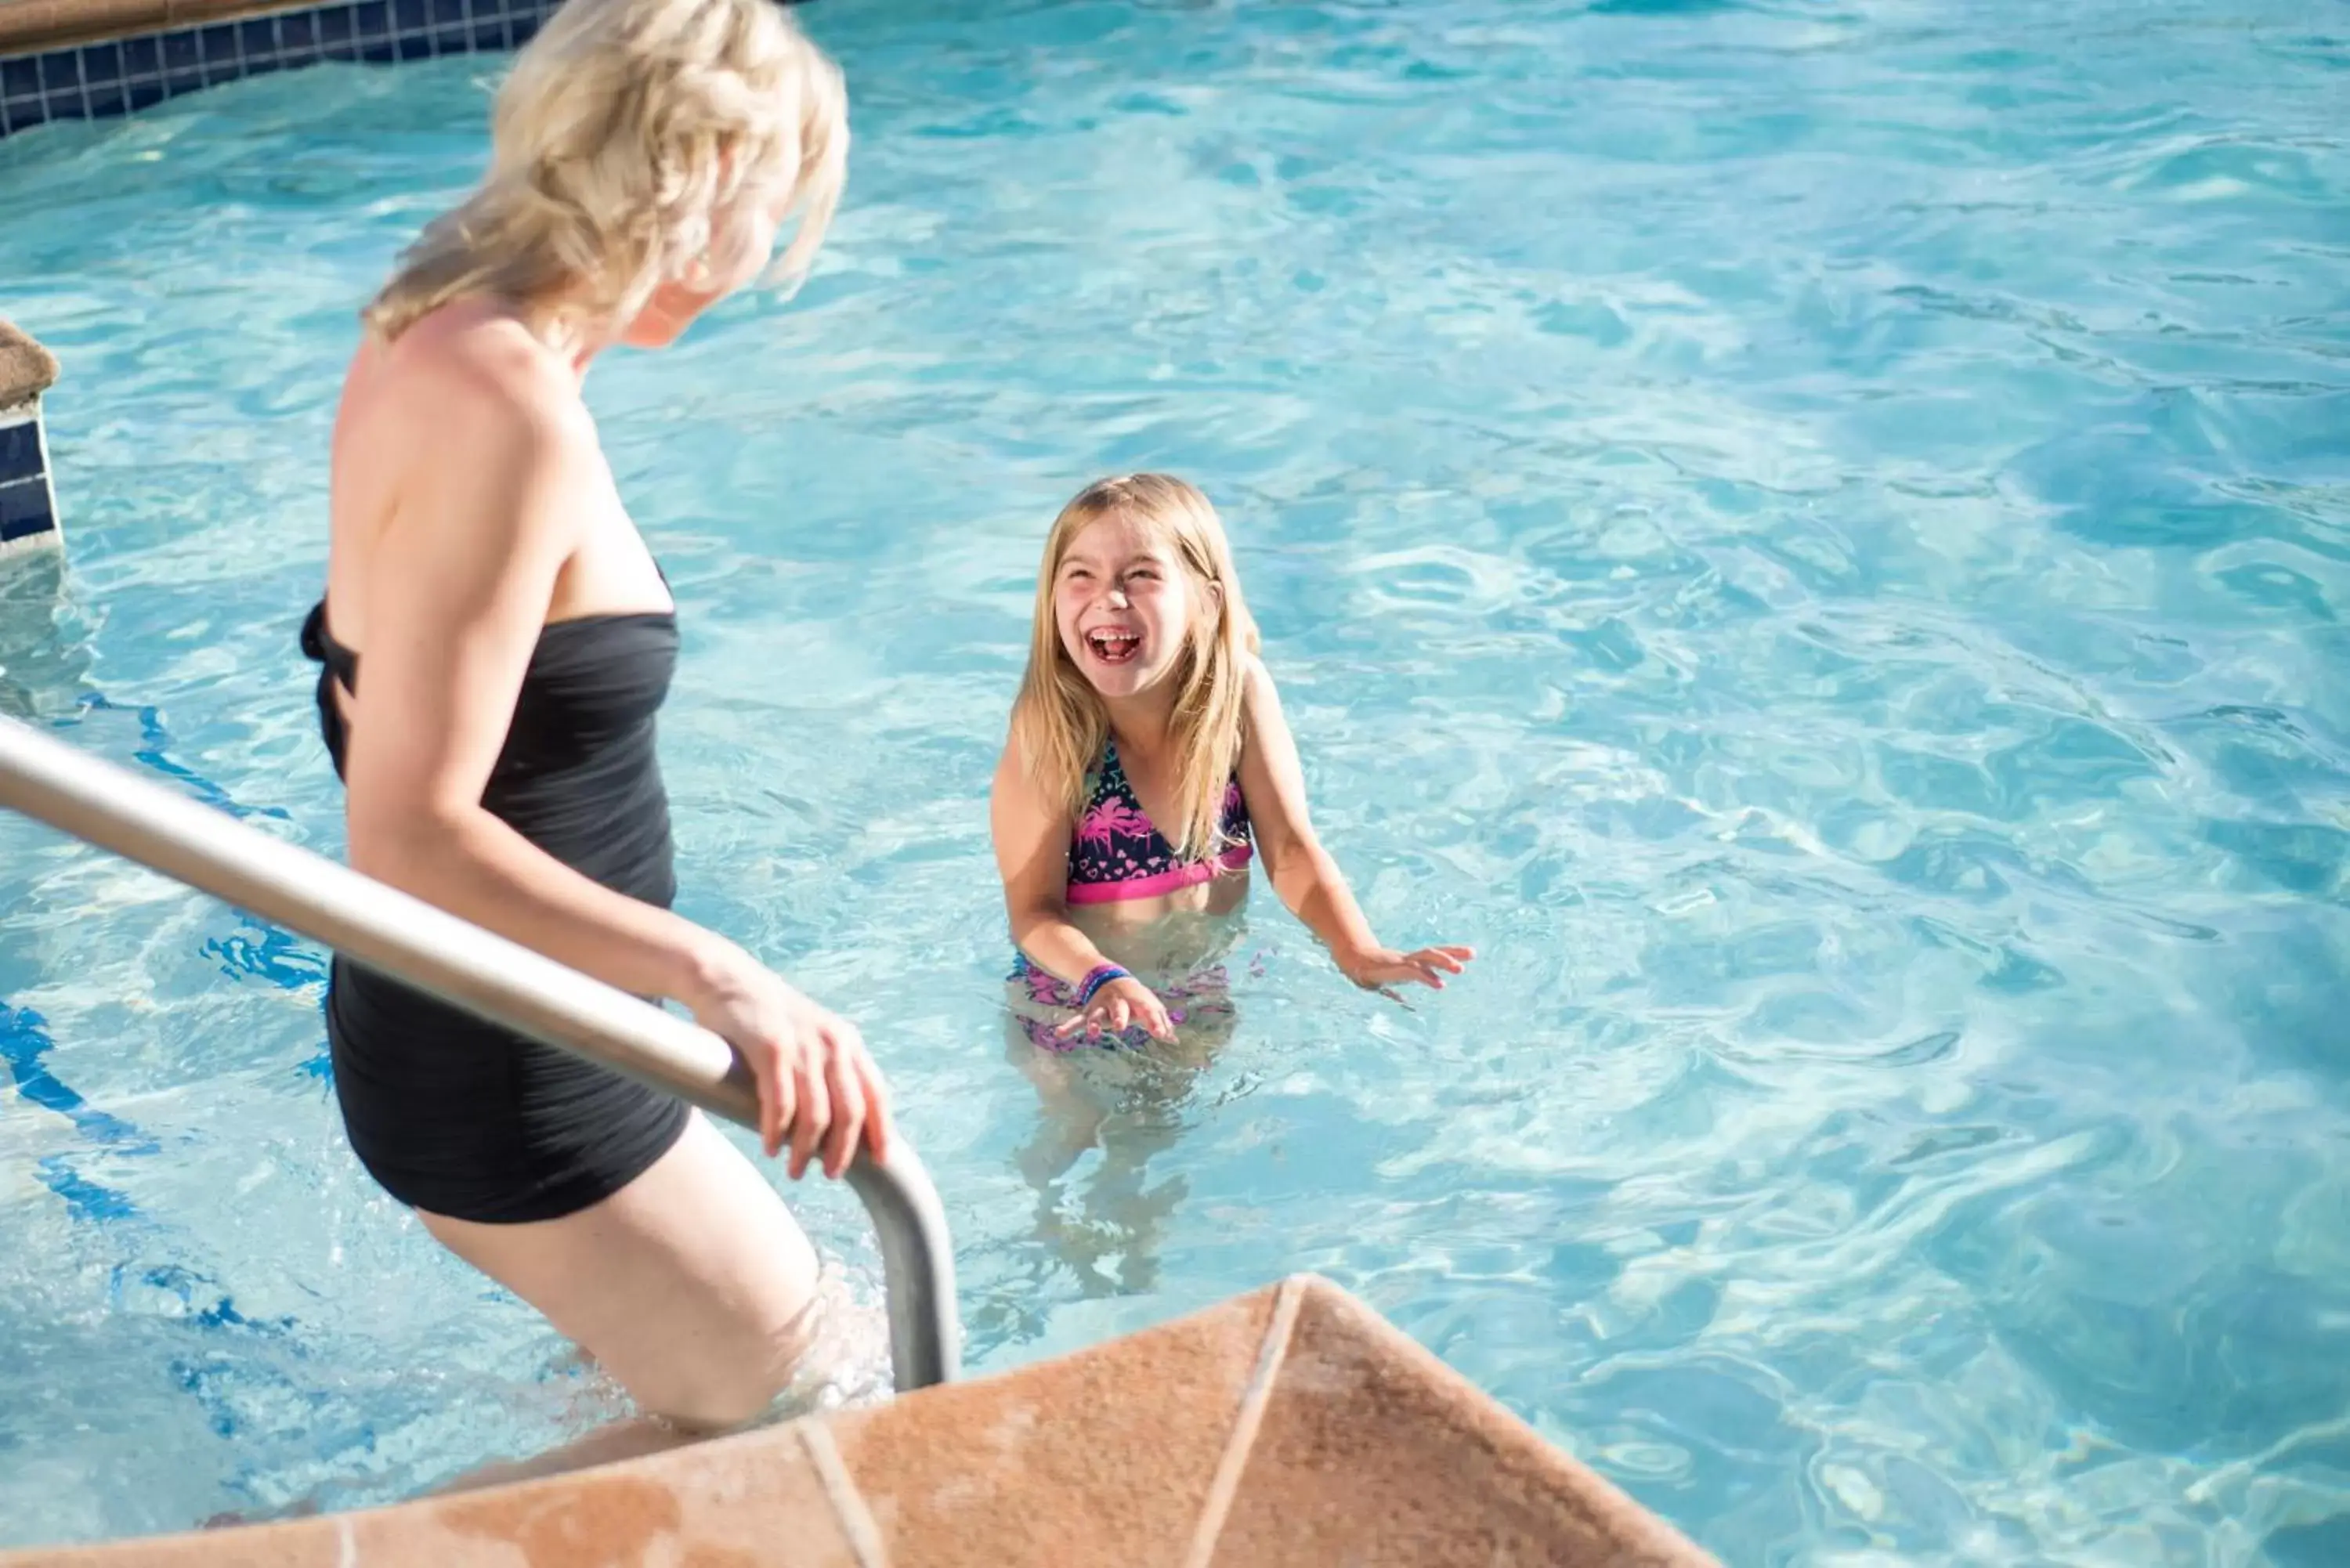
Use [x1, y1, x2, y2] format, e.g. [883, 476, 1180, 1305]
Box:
[298, 0, 888, 1431]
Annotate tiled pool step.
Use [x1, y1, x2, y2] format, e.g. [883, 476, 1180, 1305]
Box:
[0, 1275, 1716, 1566]
[0, 318, 60, 557]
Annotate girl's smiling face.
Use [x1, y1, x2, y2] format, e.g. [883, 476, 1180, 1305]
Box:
[1054, 512, 1207, 703]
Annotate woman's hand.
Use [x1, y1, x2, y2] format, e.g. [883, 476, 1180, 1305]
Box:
[1054, 974, 1177, 1046]
[685, 942, 893, 1180]
[1340, 944, 1476, 992]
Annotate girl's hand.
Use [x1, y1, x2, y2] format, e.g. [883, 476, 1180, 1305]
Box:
[1054, 975, 1177, 1046]
[1340, 944, 1476, 992]
[685, 942, 894, 1181]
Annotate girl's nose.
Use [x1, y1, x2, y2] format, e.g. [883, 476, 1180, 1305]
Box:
[1107, 587, 1130, 609]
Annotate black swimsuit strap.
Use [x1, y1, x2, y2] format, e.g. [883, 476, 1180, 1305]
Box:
[299, 601, 359, 692]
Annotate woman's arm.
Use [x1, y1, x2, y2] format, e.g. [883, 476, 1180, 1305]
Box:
[342, 354, 728, 1001]
[989, 737, 1174, 1042]
[1235, 659, 1473, 991]
[338, 341, 886, 1176]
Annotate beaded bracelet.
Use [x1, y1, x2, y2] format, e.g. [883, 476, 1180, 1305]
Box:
[1077, 964, 1131, 1006]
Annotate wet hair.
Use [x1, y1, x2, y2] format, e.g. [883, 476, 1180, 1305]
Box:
[363, 0, 845, 339]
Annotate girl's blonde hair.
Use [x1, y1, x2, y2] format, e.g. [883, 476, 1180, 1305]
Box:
[1012, 474, 1261, 860]
[363, 0, 846, 340]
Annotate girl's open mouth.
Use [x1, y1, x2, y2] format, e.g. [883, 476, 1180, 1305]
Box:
[1085, 628, 1141, 666]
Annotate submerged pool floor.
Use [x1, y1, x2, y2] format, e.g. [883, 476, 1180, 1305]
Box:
[2, 2, 2348, 1561]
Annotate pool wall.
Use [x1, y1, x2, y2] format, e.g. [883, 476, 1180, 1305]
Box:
[0, 0, 566, 137]
[0, 0, 808, 139]
[0, 318, 60, 558]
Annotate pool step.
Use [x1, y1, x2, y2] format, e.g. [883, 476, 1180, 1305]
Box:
[0, 1274, 1715, 1566]
[0, 318, 61, 560]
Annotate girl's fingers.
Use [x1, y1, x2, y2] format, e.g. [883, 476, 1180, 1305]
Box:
[1110, 996, 1132, 1033]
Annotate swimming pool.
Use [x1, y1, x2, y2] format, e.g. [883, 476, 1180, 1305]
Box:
[2, 0, 2347, 1559]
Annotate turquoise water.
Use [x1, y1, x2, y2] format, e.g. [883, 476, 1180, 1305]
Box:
[3, 0, 2348, 1559]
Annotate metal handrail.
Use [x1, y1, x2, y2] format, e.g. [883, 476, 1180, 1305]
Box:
[0, 712, 960, 1390]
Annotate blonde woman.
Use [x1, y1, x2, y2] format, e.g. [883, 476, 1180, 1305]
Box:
[297, 0, 888, 1432]
[990, 473, 1476, 1050]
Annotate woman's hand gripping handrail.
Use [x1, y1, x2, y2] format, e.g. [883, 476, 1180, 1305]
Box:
[0, 712, 960, 1390]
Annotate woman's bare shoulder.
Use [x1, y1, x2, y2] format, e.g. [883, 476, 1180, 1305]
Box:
[350, 306, 591, 461]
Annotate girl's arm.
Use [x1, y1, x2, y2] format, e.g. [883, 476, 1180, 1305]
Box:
[1235, 659, 1473, 991]
[989, 739, 1176, 1042]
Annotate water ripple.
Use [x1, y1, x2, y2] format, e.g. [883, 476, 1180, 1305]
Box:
[2, 0, 2348, 1560]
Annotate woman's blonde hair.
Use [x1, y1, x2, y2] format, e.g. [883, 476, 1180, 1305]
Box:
[1011, 474, 1261, 860]
[363, 0, 846, 340]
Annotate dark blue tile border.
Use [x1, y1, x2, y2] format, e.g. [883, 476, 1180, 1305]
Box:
[0, 420, 41, 486]
[0, 0, 808, 139]
[0, 405, 56, 547]
[0, 476, 58, 546]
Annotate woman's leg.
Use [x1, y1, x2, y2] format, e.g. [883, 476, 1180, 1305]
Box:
[416, 1111, 824, 1430]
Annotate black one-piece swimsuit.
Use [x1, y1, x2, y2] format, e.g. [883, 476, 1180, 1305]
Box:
[298, 600, 691, 1223]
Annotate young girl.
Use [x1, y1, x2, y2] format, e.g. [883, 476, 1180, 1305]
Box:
[990, 473, 1473, 1048]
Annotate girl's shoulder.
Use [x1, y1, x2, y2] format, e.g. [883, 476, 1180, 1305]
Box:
[1238, 652, 1285, 734]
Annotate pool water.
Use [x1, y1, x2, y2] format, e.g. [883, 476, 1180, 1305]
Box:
[4, 0, 2348, 1559]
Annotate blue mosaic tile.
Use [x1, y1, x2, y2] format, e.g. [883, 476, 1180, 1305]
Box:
[0, 479, 57, 545]
[239, 18, 281, 70]
[0, 56, 38, 101]
[85, 77, 126, 117]
[38, 50, 81, 98]
[161, 30, 201, 76]
[279, 12, 319, 60]
[81, 42, 122, 87]
[197, 23, 240, 79]
[121, 34, 161, 78]
[393, 0, 428, 34]
[318, 6, 359, 58]
[126, 77, 168, 113]
[355, 1, 392, 42]
[430, 0, 467, 26]
[0, 423, 40, 486]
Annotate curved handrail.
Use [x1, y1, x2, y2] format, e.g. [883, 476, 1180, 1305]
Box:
[0, 712, 960, 1390]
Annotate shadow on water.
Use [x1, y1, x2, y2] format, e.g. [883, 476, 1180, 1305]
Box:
[0, 552, 89, 721]
[1000, 981, 1244, 1302]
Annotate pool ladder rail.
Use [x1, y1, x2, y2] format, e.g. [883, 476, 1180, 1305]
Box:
[0, 710, 960, 1393]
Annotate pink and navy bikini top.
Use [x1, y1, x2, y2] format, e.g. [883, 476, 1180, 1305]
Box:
[1066, 742, 1253, 905]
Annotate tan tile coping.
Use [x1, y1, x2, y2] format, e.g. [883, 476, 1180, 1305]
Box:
[0, 317, 58, 408]
[0, 0, 320, 58]
[0, 1274, 1717, 1566]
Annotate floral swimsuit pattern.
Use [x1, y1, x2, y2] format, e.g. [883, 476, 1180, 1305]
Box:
[1011, 742, 1252, 1050]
